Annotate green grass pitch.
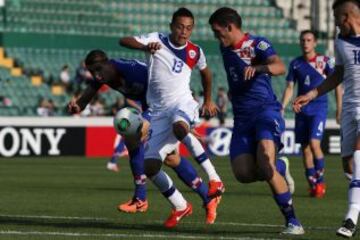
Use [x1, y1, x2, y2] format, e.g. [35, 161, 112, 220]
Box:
[0, 155, 351, 239]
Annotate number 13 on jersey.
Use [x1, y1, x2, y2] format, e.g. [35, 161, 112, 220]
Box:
[172, 59, 184, 73]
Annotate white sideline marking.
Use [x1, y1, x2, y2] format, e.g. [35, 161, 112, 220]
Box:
[0, 230, 281, 240]
[0, 213, 335, 231]
[0, 214, 108, 221]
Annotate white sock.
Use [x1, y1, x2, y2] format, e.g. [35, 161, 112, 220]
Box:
[201, 160, 220, 181]
[345, 150, 360, 224]
[151, 170, 187, 210]
[168, 189, 187, 210]
[182, 133, 220, 181]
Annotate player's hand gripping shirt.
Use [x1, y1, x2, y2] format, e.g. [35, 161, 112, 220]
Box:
[134, 32, 207, 111]
[286, 55, 334, 114]
[220, 33, 281, 119]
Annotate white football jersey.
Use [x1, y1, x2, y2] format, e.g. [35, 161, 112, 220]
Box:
[134, 32, 207, 111]
[335, 35, 360, 111]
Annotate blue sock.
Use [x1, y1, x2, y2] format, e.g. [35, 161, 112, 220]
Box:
[129, 144, 146, 201]
[110, 138, 125, 163]
[305, 168, 317, 189]
[274, 191, 300, 226]
[173, 157, 210, 205]
[276, 158, 286, 177]
[314, 157, 325, 183]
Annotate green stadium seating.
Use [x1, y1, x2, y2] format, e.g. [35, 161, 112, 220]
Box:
[4, 0, 297, 43]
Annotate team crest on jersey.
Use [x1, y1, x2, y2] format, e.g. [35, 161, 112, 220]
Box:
[257, 41, 270, 51]
[328, 57, 335, 68]
[189, 49, 197, 59]
[315, 59, 324, 70]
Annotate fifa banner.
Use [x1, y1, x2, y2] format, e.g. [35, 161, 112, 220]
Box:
[0, 117, 340, 157]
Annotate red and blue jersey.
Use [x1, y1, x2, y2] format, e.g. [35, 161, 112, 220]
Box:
[220, 33, 281, 119]
[286, 55, 334, 114]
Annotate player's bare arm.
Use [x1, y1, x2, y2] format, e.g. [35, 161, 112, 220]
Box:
[199, 67, 218, 117]
[244, 55, 285, 80]
[335, 84, 343, 124]
[119, 37, 161, 54]
[293, 65, 344, 113]
[125, 98, 143, 113]
[281, 81, 294, 114]
[68, 84, 99, 114]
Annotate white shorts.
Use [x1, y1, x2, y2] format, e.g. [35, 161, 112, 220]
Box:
[144, 99, 199, 161]
[340, 108, 360, 157]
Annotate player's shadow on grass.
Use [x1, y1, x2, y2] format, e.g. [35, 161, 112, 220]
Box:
[0, 216, 298, 238]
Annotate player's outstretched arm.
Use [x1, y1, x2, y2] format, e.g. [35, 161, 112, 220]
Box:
[119, 37, 146, 50]
[199, 67, 218, 117]
[244, 55, 285, 80]
[119, 37, 161, 54]
[67, 84, 99, 114]
[293, 65, 344, 113]
[281, 82, 294, 115]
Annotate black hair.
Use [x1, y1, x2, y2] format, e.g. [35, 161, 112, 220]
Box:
[300, 30, 318, 40]
[208, 7, 242, 29]
[85, 49, 108, 67]
[171, 7, 194, 24]
[333, 0, 360, 10]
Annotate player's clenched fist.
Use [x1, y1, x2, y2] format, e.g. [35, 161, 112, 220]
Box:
[200, 101, 218, 117]
[67, 97, 81, 114]
[243, 66, 257, 81]
[145, 42, 161, 54]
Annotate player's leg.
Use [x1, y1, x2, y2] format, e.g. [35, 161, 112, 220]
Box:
[117, 119, 150, 213]
[145, 158, 192, 228]
[343, 157, 354, 180]
[309, 139, 326, 197]
[295, 113, 316, 194]
[256, 110, 304, 235]
[257, 140, 303, 235]
[165, 152, 220, 224]
[229, 127, 258, 182]
[276, 156, 295, 194]
[309, 114, 326, 197]
[172, 100, 224, 197]
[106, 135, 125, 172]
[301, 144, 317, 194]
[145, 113, 192, 228]
[337, 113, 360, 237]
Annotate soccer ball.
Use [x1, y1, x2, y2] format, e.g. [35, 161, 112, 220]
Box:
[113, 107, 143, 136]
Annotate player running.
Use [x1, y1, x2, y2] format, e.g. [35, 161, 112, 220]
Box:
[281, 30, 335, 198]
[208, 7, 304, 235]
[68, 49, 220, 224]
[294, 0, 360, 237]
[119, 8, 223, 227]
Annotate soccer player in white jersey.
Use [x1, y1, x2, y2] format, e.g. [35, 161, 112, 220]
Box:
[119, 8, 223, 227]
[294, 0, 360, 237]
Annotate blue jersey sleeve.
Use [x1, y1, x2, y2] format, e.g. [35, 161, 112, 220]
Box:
[286, 60, 295, 83]
[254, 37, 277, 63]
